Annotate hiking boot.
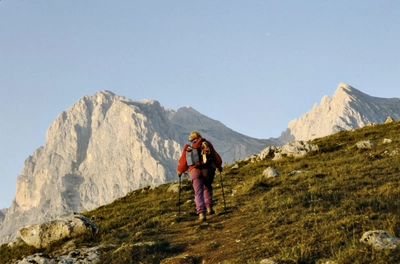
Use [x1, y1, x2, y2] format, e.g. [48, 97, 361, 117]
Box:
[199, 212, 207, 222]
[207, 207, 215, 215]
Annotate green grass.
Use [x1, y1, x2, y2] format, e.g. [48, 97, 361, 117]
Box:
[2, 121, 400, 263]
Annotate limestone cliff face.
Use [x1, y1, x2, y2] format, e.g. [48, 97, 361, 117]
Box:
[281, 83, 400, 141]
[0, 91, 183, 243]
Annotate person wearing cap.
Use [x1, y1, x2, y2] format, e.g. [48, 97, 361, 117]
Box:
[177, 131, 223, 222]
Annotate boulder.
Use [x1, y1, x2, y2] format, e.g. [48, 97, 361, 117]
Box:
[288, 170, 306, 176]
[356, 140, 376, 149]
[259, 146, 279, 160]
[245, 154, 258, 163]
[160, 254, 198, 264]
[383, 138, 393, 144]
[18, 215, 98, 249]
[360, 230, 400, 250]
[280, 141, 319, 158]
[15, 245, 116, 264]
[167, 183, 180, 193]
[17, 253, 54, 264]
[231, 164, 239, 169]
[263, 167, 279, 178]
[258, 141, 318, 161]
[384, 116, 395, 123]
[260, 260, 278, 264]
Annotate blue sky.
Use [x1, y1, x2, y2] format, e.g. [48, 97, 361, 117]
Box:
[0, 1, 399, 209]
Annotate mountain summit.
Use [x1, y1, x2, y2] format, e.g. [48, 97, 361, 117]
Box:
[281, 83, 400, 141]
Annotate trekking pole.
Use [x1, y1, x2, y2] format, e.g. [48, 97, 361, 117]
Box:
[178, 174, 182, 221]
[219, 171, 227, 212]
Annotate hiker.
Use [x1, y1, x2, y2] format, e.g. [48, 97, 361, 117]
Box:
[177, 131, 223, 222]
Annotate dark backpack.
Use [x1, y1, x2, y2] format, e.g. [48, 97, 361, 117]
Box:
[186, 139, 213, 167]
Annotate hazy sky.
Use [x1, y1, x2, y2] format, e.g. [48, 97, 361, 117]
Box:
[1, 1, 399, 209]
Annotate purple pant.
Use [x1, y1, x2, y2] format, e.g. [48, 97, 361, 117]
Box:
[190, 167, 215, 214]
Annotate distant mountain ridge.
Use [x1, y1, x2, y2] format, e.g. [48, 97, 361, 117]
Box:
[1, 83, 399, 244]
[280, 83, 400, 142]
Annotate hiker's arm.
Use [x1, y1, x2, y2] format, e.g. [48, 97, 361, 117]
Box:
[177, 144, 189, 176]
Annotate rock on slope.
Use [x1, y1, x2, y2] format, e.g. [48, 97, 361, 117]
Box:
[0, 91, 272, 244]
[280, 83, 400, 141]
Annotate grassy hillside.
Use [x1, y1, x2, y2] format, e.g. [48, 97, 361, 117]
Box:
[2, 121, 400, 263]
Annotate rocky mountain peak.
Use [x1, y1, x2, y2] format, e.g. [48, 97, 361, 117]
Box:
[333, 83, 372, 103]
[334, 82, 353, 93]
[285, 83, 400, 141]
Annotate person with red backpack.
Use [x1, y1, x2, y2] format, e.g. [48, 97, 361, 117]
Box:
[177, 131, 223, 222]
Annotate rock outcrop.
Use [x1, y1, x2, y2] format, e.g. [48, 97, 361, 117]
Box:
[356, 140, 376, 149]
[262, 167, 279, 178]
[11, 245, 115, 264]
[257, 140, 319, 161]
[18, 214, 98, 249]
[360, 230, 400, 250]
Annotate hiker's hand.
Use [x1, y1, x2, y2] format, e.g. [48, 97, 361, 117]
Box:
[217, 167, 223, 172]
[177, 172, 182, 177]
